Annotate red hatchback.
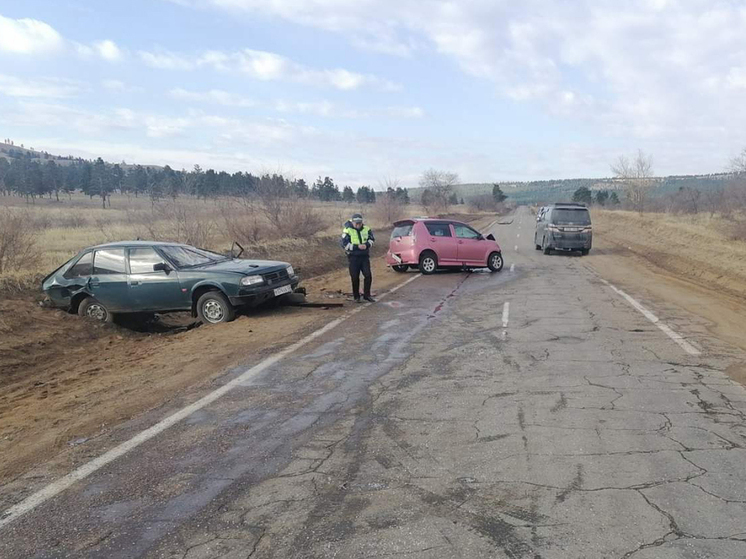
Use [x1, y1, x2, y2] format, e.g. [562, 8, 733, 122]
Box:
[386, 218, 503, 274]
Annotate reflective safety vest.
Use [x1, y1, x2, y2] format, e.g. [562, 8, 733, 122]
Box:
[343, 225, 371, 245]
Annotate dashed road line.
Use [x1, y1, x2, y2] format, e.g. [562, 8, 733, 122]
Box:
[0, 274, 423, 530]
[510, 263, 515, 273]
[600, 279, 701, 356]
[502, 302, 510, 328]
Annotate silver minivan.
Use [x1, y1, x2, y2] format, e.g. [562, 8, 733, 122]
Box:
[535, 203, 592, 255]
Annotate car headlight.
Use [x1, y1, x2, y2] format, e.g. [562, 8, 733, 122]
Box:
[286, 265, 295, 277]
[240, 275, 264, 286]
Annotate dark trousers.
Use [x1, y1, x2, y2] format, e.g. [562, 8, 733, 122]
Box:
[348, 255, 372, 298]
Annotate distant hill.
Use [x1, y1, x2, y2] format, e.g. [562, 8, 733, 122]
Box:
[409, 174, 738, 205]
[0, 141, 159, 170]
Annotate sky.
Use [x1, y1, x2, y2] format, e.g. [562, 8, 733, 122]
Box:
[1, 0, 746, 186]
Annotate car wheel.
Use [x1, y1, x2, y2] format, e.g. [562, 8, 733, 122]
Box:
[542, 237, 551, 255]
[487, 252, 504, 272]
[392, 265, 408, 273]
[418, 252, 438, 275]
[534, 235, 541, 250]
[78, 297, 113, 323]
[197, 291, 235, 324]
[581, 249, 590, 256]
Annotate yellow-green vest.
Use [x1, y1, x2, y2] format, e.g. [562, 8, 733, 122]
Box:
[343, 226, 371, 245]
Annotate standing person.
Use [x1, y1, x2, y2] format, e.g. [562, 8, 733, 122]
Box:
[341, 213, 376, 303]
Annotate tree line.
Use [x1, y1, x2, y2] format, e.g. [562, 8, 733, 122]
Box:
[0, 156, 411, 208]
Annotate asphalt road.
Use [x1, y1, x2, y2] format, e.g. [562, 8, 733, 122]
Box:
[3, 206, 746, 558]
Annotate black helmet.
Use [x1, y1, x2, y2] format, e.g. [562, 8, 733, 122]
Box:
[351, 213, 363, 223]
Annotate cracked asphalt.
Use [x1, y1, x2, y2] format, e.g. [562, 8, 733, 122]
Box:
[3, 206, 746, 558]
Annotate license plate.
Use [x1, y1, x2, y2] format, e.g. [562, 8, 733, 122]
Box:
[274, 285, 293, 297]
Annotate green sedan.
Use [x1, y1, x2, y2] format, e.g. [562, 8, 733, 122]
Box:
[42, 241, 299, 324]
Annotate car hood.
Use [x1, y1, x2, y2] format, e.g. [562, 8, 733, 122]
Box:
[190, 259, 289, 274]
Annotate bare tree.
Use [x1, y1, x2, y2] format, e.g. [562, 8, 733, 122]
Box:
[610, 150, 654, 215]
[374, 176, 406, 224]
[419, 169, 459, 213]
[729, 147, 746, 174]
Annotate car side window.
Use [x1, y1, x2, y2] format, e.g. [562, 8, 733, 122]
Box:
[425, 223, 452, 237]
[129, 248, 166, 274]
[64, 251, 93, 278]
[93, 249, 126, 275]
[454, 224, 480, 239]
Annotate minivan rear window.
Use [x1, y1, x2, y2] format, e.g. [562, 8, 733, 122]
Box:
[552, 209, 591, 225]
[392, 224, 413, 238]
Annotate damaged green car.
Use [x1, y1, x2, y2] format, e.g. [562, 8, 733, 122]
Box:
[42, 241, 299, 324]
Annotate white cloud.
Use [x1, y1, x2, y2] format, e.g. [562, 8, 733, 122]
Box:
[169, 87, 255, 107]
[140, 47, 399, 91]
[0, 74, 80, 98]
[95, 39, 123, 61]
[184, 0, 746, 152]
[169, 87, 423, 119]
[138, 49, 194, 70]
[0, 14, 64, 54]
[76, 39, 125, 62]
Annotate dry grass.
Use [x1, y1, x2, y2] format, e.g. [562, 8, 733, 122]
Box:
[0, 207, 40, 274]
[0, 194, 439, 293]
[594, 209, 746, 300]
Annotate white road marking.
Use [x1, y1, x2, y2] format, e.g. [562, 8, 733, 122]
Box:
[0, 273, 423, 530]
[510, 263, 515, 273]
[600, 279, 701, 356]
[502, 302, 510, 328]
[514, 245, 518, 252]
[517, 233, 520, 238]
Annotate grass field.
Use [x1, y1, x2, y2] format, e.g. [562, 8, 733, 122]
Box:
[0, 193, 436, 292]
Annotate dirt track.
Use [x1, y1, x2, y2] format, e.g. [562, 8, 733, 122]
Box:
[0, 214, 495, 486]
[0, 259, 405, 484]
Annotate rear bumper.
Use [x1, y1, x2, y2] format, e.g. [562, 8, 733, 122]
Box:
[386, 249, 417, 266]
[548, 233, 592, 250]
[229, 279, 299, 307]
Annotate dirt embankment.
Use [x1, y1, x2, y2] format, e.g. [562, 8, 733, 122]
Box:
[592, 210, 746, 301]
[0, 213, 494, 485]
[588, 210, 746, 355]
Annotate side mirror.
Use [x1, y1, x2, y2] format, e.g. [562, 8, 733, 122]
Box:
[477, 234, 484, 240]
[153, 262, 171, 273]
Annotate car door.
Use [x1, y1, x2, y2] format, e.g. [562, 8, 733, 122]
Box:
[127, 247, 188, 311]
[424, 222, 458, 263]
[454, 223, 488, 264]
[536, 209, 548, 245]
[89, 248, 130, 311]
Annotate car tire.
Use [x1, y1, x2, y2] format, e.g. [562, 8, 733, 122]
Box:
[392, 265, 408, 273]
[542, 237, 551, 255]
[487, 252, 503, 272]
[418, 252, 438, 275]
[197, 291, 235, 324]
[78, 296, 114, 323]
[535, 243, 541, 250]
[581, 249, 590, 256]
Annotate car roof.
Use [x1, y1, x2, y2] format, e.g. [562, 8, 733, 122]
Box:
[395, 217, 465, 224]
[551, 203, 588, 208]
[90, 240, 188, 249]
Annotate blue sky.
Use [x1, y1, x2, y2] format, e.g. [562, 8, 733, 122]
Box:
[1, 0, 746, 186]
